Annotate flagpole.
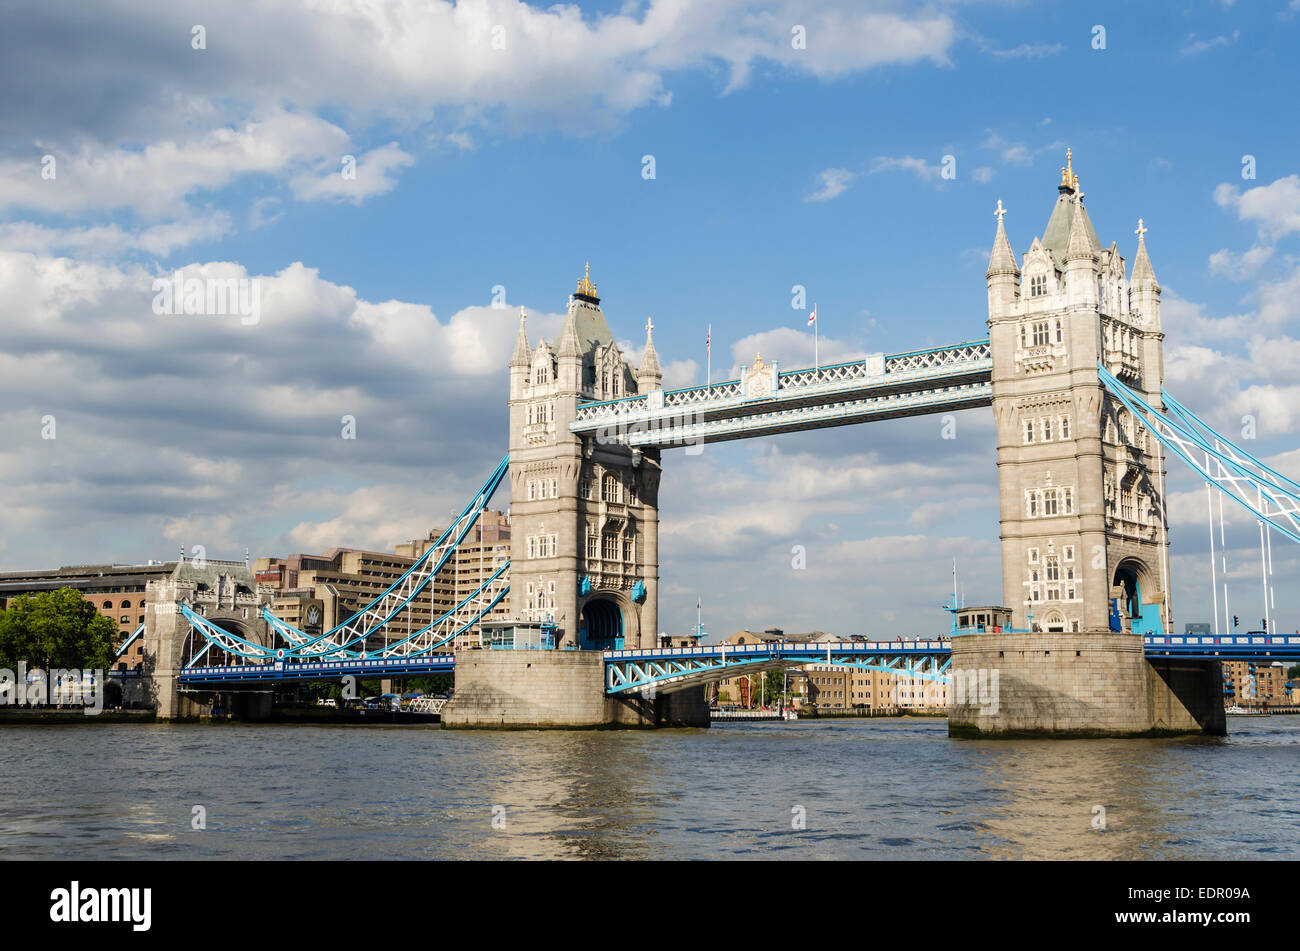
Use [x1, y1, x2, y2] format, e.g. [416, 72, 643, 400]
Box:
[814, 302, 819, 369]
[706, 323, 711, 396]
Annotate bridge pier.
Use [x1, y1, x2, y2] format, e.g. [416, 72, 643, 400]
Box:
[442, 649, 709, 729]
[948, 632, 1225, 737]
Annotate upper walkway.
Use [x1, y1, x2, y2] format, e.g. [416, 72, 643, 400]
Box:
[569, 339, 993, 447]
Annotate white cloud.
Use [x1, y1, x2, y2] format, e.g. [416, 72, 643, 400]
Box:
[1179, 31, 1240, 55]
[1215, 175, 1300, 242]
[805, 167, 855, 202]
[869, 155, 941, 183]
[1208, 244, 1274, 280]
[728, 326, 868, 372]
[289, 143, 415, 204]
[0, 111, 353, 218]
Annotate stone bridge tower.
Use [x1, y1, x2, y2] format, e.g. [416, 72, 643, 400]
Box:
[142, 556, 271, 718]
[987, 151, 1171, 638]
[506, 266, 662, 650]
[951, 152, 1224, 736]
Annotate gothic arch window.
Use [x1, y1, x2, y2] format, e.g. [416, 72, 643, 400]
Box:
[602, 474, 620, 503]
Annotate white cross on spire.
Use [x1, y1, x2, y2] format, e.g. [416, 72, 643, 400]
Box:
[994, 199, 1006, 222]
[645, 317, 654, 335]
[1135, 218, 1148, 240]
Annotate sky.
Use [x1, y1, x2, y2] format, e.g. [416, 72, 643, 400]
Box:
[1, 0, 1298, 639]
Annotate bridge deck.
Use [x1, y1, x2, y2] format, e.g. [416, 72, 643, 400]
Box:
[175, 634, 1300, 686]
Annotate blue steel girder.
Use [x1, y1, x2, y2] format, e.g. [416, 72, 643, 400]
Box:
[1098, 367, 1300, 546]
[571, 340, 992, 448]
[603, 641, 955, 694]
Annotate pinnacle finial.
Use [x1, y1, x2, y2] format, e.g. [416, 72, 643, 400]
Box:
[645, 316, 654, 335]
[1135, 218, 1148, 241]
[994, 199, 1006, 222]
[576, 261, 598, 298]
[519, 305, 527, 323]
[1060, 148, 1078, 191]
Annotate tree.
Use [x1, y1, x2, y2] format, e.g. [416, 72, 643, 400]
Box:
[1288, 664, 1300, 680]
[0, 588, 117, 671]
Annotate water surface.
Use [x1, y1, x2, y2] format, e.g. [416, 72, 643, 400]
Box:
[2, 717, 1296, 859]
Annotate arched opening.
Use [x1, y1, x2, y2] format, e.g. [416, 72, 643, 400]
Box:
[1111, 560, 1163, 636]
[579, 598, 624, 650]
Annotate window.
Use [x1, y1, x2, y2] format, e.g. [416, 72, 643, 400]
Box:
[1028, 548, 1040, 564]
[1063, 487, 1073, 514]
[1043, 491, 1058, 516]
[580, 478, 591, 499]
[623, 538, 634, 562]
[1029, 275, 1047, 298]
[1032, 320, 1049, 346]
[602, 535, 618, 560]
[602, 474, 620, 503]
[121, 600, 131, 608]
[1054, 318, 1063, 343]
[1027, 492, 1038, 517]
[1059, 415, 1070, 440]
[1025, 419, 1035, 443]
[1019, 325, 1027, 348]
[1064, 545, 1075, 562]
[1042, 417, 1052, 441]
[120, 616, 129, 623]
[586, 534, 597, 559]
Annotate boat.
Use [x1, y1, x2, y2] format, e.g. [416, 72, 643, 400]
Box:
[1225, 705, 1268, 716]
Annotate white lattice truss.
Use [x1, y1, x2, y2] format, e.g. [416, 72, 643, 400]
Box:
[571, 340, 992, 447]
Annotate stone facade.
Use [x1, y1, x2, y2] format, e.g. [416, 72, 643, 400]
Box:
[506, 267, 662, 650]
[950, 632, 1225, 737]
[987, 153, 1170, 636]
[443, 649, 708, 728]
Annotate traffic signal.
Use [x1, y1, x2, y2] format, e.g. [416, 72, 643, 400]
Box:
[1233, 615, 1240, 629]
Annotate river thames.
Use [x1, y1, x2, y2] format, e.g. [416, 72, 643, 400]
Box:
[3, 717, 1297, 860]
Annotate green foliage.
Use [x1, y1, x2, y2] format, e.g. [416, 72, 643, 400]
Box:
[0, 588, 117, 671]
[1288, 664, 1300, 680]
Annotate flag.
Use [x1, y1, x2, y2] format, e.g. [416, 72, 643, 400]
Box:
[808, 305, 817, 326]
[706, 325, 711, 354]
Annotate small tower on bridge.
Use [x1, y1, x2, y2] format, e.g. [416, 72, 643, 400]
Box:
[987, 151, 1170, 638]
[506, 266, 662, 651]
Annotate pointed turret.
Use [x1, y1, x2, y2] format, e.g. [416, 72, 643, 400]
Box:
[1064, 190, 1099, 306]
[986, 199, 1020, 315]
[637, 317, 663, 392]
[1131, 218, 1158, 285]
[508, 306, 531, 399]
[1130, 218, 1161, 330]
[557, 308, 582, 359]
[1065, 192, 1095, 263]
[510, 307, 531, 367]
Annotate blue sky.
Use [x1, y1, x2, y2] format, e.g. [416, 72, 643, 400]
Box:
[1, 0, 1298, 638]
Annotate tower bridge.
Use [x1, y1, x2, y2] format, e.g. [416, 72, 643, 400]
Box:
[149, 154, 1300, 735]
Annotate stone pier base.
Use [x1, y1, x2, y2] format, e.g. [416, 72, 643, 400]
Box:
[443, 649, 710, 729]
[949, 632, 1226, 738]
